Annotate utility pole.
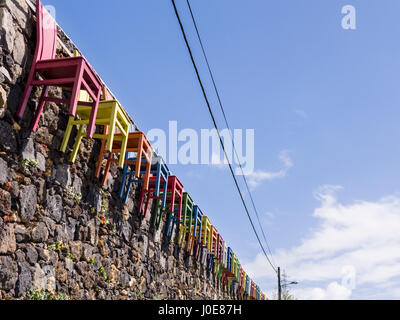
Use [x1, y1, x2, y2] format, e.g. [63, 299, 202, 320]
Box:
[278, 267, 281, 300]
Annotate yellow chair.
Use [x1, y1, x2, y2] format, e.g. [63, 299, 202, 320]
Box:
[60, 50, 130, 168]
[200, 216, 211, 251]
[60, 86, 130, 168]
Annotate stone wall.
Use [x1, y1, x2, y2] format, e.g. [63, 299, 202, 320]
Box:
[0, 0, 235, 300]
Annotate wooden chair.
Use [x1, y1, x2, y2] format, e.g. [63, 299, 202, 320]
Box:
[60, 86, 130, 168]
[178, 192, 194, 248]
[245, 276, 250, 300]
[210, 225, 218, 257]
[95, 131, 152, 186]
[207, 252, 214, 271]
[164, 176, 184, 240]
[16, 0, 102, 137]
[200, 216, 211, 251]
[217, 234, 224, 262]
[119, 154, 169, 206]
[186, 205, 203, 257]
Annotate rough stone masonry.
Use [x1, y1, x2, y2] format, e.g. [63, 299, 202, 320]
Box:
[0, 0, 237, 300]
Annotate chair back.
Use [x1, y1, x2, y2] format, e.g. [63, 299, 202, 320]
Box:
[35, 0, 57, 63]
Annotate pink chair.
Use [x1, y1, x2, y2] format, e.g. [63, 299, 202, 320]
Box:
[16, 0, 102, 137]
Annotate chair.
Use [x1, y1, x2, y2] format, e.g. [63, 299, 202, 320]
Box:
[241, 271, 247, 298]
[200, 216, 211, 250]
[16, 0, 102, 137]
[221, 240, 228, 270]
[60, 86, 130, 167]
[227, 247, 233, 273]
[164, 176, 184, 240]
[119, 154, 169, 207]
[207, 253, 214, 271]
[217, 234, 224, 262]
[186, 205, 203, 257]
[244, 276, 250, 300]
[210, 226, 218, 257]
[178, 192, 194, 248]
[237, 266, 243, 296]
[95, 130, 152, 186]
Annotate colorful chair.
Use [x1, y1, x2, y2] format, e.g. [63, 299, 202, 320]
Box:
[60, 86, 130, 167]
[95, 131, 152, 186]
[200, 216, 211, 250]
[210, 226, 218, 257]
[245, 276, 250, 300]
[217, 234, 224, 262]
[227, 247, 233, 273]
[241, 272, 247, 299]
[16, 0, 102, 136]
[186, 205, 203, 258]
[207, 253, 214, 271]
[157, 176, 184, 239]
[119, 154, 169, 206]
[222, 241, 228, 268]
[178, 192, 194, 248]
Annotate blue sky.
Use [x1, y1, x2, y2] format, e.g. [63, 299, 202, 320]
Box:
[42, 0, 400, 299]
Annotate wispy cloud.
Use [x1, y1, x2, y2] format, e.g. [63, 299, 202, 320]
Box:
[246, 150, 293, 190]
[293, 108, 309, 119]
[243, 186, 400, 299]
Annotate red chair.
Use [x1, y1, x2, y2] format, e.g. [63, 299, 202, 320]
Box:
[16, 0, 102, 137]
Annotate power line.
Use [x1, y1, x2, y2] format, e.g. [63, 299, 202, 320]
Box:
[170, 0, 277, 274]
[185, 0, 277, 269]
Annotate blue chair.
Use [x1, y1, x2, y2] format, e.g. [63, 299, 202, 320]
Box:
[119, 154, 170, 212]
[187, 205, 203, 260]
[165, 205, 180, 241]
[227, 247, 233, 273]
[207, 253, 214, 271]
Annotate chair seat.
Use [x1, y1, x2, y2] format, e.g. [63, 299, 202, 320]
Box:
[35, 56, 101, 91]
[76, 100, 121, 119]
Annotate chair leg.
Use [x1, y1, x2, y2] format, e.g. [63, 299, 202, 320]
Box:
[60, 116, 75, 153]
[143, 190, 152, 219]
[70, 125, 85, 163]
[135, 136, 144, 179]
[87, 89, 101, 138]
[94, 126, 109, 179]
[30, 86, 49, 132]
[16, 68, 35, 120]
[69, 62, 84, 117]
[101, 153, 114, 186]
[137, 182, 146, 214]
[119, 164, 130, 199]
[143, 160, 151, 191]
[105, 105, 117, 152]
[122, 175, 133, 205]
[118, 130, 128, 169]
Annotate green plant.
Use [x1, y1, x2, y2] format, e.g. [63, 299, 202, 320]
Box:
[66, 186, 82, 204]
[66, 250, 75, 261]
[135, 287, 144, 300]
[47, 242, 62, 251]
[97, 191, 115, 230]
[89, 256, 95, 264]
[97, 266, 107, 281]
[26, 289, 70, 301]
[20, 158, 39, 170]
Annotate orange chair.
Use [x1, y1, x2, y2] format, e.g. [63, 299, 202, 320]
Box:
[210, 226, 218, 257]
[95, 131, 153, 188]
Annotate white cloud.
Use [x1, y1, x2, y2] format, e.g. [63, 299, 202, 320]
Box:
[293, 282, 352, 300]
[244, 186, 400, 299]
[246, 150, 293, 190]
[293, 108, 309, 119]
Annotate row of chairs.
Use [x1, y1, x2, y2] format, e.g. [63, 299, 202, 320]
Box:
[15, 0, 266, 300]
